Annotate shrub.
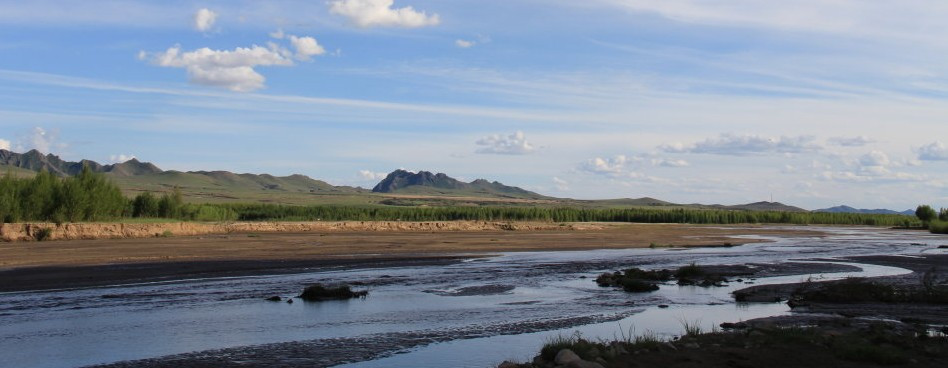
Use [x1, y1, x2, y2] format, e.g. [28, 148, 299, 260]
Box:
[930, 220, 948, 234]
[33, 227, 53, 241]
[674, 263, 705, 279]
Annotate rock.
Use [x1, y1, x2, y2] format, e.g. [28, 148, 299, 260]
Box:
[660, 342, 678, 351]
[554, 349, 581, 365]
[265, 296, 282, 302]
[497, 361, 520, 368]
[566, 360, 605, 368]
[720, 322, 748, 330]
[658, 304, 670, 308]
[286, 298, 293, 304]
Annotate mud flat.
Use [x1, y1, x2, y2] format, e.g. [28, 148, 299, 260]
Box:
[0, 223, 823, 292]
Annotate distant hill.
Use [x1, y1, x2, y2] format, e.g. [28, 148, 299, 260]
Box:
[0, 149, 365, 201]
[815, 205, 914, 216]
[726, 201, 808, 212]
[372, 169, 547, 199]
[0, 149, 161, 177]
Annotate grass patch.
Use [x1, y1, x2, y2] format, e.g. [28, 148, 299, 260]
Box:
[794, 277, 948, 304]
[159, 230, 173, 238]
[32, 227, 53, 241]
[930, 220, 948, 234]
[298, 284, 368, 301]
[596, 267, 671, 293]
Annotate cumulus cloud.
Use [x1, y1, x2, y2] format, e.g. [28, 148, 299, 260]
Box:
[359, 170, 388, 181]
[288, 35, 326, 61]
[579, 155, 633, 175]
[661, 133, 821, 155]
[109, 154, 136, 163]
[828, 136, 874, 147]
[822, 150, 924, 182]
[193, 8, 217, 32]
[455, 39, 475, 48]
[0, 138, 9, 151]
[329, 0, 440, 28]
[475, 131, 536, 155]
[143, 44, 294, 92]
[918, 141, 948, 161]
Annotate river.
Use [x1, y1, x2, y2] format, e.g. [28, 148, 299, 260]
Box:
[0, 226, 945, 367]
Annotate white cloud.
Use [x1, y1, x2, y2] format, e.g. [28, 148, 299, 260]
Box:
[829, 136, 874, 147]
[552, 177, 569, 191]
[109, 154, 136, 163]
[288, 35, 326, 61]
[821, 150, 925, 182]
[580, 155, 632, 175]
[23, 127, 60, 154]
[0, 138, 9, 151]
[269, 29, 285, 39]
[652, 158, 689, 167]
[475, 131, 536, 155]
[661, 133, 821, 155]
[858, 150, 890, 167]
[455, 39, 475, 48]
[358, 170, 388, 180]
[193, 8, 217, 32]
[918, 141, 948, 161]
[329, 0, 440, 28]
[143, 44, 294, 92]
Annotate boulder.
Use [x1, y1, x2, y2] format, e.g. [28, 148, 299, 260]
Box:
[554, 349, 581, 365]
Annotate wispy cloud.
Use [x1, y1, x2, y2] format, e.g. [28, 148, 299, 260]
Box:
[661, 133, 821, 156]
[828, 136, 875, 147]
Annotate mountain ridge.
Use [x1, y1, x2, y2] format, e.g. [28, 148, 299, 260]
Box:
[815, 205, 915, 216]
[372, 169, 546, 199]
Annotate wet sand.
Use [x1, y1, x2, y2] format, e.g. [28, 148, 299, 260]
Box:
[0, 223, 825, 292]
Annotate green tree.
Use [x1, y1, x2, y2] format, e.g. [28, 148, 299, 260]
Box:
[916, 205, 937, 224]
[939, 208, 948, 222]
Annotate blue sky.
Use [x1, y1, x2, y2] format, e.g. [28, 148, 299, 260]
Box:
[1, 0, 948, 210]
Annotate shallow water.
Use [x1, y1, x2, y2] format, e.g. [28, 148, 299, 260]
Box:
[0, 226, 944, 368]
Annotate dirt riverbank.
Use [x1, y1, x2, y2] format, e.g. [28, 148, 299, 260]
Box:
[0, 223, 825, 292]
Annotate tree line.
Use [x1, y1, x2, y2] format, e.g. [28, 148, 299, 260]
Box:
[0, 169, 921, 227]
[219, 203, 915, 226]
[915, 205, 948, 234]
[0, 169, 236, 223]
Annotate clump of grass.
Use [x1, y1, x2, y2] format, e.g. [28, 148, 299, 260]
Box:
[159, 230, 173, 238]
[674, 263, 705, 279]
[596, 267, 671, 293]
[539, 332, 605, 361]
[33, 227, 53, 241]
[930, 220, 948, 234]
[679, 318, 704, 337]
[298, 284, 368, 301]
[794, 277, 948, 304]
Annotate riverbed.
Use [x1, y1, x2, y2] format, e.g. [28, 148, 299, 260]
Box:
[0, 226, 944, 368]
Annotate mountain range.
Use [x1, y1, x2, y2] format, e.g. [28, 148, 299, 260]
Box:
[815, 205, 915, 216]
[0, 149, 915, 214]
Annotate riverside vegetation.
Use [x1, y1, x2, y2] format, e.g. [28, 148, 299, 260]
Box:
[0, 170, 923, 227]
[915, 204, 948, 234]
